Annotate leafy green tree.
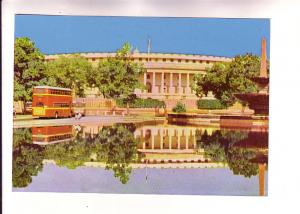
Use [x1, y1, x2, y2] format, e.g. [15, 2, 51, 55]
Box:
[193, 54, 261, 107]
[91, 43, 146, 111]
[95, 124, 139, 184]
[226, 147, 259, 178]
[44, 137, 93, 170]
[45, 55, 93, 97]
[14, 37, 47, 112]
[13, 128, 45, 188]
[196, 129, 261, 178]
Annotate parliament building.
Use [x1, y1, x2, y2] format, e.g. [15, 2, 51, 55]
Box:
[45, 52, 232, 109]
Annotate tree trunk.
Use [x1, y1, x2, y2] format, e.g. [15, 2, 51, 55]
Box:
[241, 105, 246, 114]
[22, 100, 26, 115]
[126, 103, 130, 115]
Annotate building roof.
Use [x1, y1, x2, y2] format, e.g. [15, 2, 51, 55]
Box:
[45, 52, 232, 62]
[34, 85, 72, 91]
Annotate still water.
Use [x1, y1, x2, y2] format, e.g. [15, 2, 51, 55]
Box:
[12, 122, 268, 196]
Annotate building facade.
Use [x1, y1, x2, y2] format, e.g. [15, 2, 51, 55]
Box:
[45, 52, 232, 109]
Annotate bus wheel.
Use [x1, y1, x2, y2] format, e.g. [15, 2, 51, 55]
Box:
[55, 112, 58, 119]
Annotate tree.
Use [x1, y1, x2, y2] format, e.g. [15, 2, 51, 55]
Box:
[45, 55, 93, 97]
[44, 136, 94, 170]
[95, 124, 139, 184]
[13, 128, 45, 187]
[196, 129, 261, 178]
[91, 43, 146, 112]
[14, 37, 47, 112]
[193, 54, 261, 107]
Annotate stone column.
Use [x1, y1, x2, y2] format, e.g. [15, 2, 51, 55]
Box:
[259, 163, 266, 196]
[260, 38, 267, 78]
[178, 73, 183, 94]
[168, 130, 172, 150]
[185, 130, 189, 149]
[169, 73, 175, 94]
[192, 129, 196, 149]
[185, 73, 191, 94]
[161, 73, 164, 93]
[160, 128, 163, 149]
[152, 72, 157, 93]
[151, 131, 155, 150]
[144, 73, 147, 93]
[177, 129, 181, 149]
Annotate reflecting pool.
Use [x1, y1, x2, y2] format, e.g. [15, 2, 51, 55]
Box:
[12, 123, 268, 196]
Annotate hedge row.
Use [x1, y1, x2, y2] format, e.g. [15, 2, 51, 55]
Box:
[197, 99, 226, 109]
[116, 98, 165, 108]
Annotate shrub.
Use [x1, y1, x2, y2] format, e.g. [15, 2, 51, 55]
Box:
[116, 98, 165, 108]
[197, 99, 226, 109]
[172, 102, 186, 113]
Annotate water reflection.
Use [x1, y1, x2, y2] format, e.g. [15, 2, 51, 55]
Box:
[12, 124, 268, 195]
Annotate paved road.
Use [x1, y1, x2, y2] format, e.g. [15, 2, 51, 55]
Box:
[13, 115, 165, 128]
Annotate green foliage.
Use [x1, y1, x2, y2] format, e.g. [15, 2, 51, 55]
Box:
[192, 54, 260, 107]
[45, 55, 93, 96]
[92, 43, 146, 101]
[116, 98, 165, 108]
[95, 124, 139, 184]
[197, 129, 260, 178]
[14, 37, 47, 105]
[44, 132, 95, 169]
[197, 99, 226, 109]
[226, 147, 259, 178]
[172, 102, 186, 113]
[13, 128, 45, 188]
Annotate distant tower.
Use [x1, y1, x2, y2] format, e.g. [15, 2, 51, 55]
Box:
[260, 38, 268, 78]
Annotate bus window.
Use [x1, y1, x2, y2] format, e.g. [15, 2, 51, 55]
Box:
[36, 102, 44, 107]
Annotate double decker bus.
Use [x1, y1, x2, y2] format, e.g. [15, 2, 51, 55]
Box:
[32, 125, 73, 145]
[32, 86, 72, 118]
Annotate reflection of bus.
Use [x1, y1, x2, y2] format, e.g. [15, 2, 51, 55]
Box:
[32, 86, 72, 118]
[32, 125, 73, 145]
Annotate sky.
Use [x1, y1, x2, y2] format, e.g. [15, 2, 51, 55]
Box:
[15, 15, 270, 58]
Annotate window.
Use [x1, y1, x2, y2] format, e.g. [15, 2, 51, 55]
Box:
[36, 102, 44, 107]
[178, 59, 181, 63]
[53, 103, 70, 107]
[162, 58, 166, 62]
[185, 59, 189, 63]
[170, 59, 174, 62]
[147, 74, 150, 79]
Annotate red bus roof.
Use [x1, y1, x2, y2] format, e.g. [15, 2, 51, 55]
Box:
[34, 86, 71, 91]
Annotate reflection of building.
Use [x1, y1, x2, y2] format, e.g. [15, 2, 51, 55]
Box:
[45, 52, 232, 108]
[32, 125, 73, 145]
[134, 125, 219, 164]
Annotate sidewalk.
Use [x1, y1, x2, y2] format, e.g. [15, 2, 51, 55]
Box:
[13, 115, 164, 128]
[14, 115, 38, 121]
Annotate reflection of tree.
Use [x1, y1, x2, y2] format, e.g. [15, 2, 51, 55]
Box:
[45, 138, 93, 170]
[197, 129, 265, 178]
[95, 124, 138, 184]
[13, 128, 45, 187]
[226, 147, 258, 178]
[198, 130, 226, 162]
